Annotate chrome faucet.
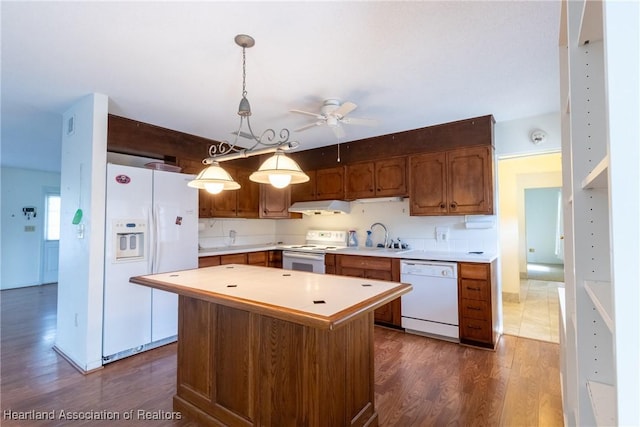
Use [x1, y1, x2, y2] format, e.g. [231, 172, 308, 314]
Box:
[370, 222, 389, 248]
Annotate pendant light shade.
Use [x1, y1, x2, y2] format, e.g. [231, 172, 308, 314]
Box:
[249, 152, 309, 189]
[187, 162, 241, 194]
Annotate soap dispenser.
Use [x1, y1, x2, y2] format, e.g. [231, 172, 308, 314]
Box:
[365, 231, 373, 247]
[348, 230, 358, 247]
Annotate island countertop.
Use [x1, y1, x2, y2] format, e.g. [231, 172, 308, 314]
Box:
[130, 264, 412, 330]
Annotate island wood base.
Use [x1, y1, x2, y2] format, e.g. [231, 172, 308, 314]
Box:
[174, 295, 379, 426]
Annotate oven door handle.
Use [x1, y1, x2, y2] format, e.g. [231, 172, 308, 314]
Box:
[282, 251, 325, 261]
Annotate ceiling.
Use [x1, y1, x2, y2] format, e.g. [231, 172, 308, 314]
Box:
[1, 1, 561, 173]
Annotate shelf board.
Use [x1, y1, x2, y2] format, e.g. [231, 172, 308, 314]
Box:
[584, 280, 613, 332]
[579, 0, 603, 45]
[581, 155, 609, 189]
[587, 380, 616, 426]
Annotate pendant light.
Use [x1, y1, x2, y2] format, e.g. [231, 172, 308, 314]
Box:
[250, 151, 309, 188]
[187, 161, 241, 194]
[188, 34, 308, 192]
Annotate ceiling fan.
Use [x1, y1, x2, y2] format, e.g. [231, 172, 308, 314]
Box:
[290, 99, 378, 139]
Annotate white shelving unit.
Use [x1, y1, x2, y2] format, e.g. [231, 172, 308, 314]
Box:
[558, 1, 640, 426]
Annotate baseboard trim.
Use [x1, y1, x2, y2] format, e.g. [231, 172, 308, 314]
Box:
[52, 346, 103, 375]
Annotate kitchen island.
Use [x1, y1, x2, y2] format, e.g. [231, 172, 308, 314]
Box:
[130, 264, 411, 426]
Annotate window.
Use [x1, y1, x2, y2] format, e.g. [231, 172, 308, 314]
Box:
[45, 194, 61, 241]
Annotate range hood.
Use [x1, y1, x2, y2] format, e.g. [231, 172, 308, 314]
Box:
[288, 200, 351, 215]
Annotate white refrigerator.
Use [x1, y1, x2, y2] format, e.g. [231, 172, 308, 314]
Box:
[103, 163, 198, 363]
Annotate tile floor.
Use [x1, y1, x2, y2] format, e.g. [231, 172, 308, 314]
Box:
[502, 265, 564, 343]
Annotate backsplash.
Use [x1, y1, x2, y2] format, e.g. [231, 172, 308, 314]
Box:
[200, 199, 498, 254]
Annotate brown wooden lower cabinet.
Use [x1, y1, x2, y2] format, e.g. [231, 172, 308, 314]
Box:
[334, 254, 402, 328]
[458, 260, 499, 349]
[198, 250, 283, 269]
[175, 295, 378, 426]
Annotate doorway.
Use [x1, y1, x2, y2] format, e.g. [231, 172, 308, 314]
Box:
[524, 187, 564, 282]
[498, 153, 564, 343]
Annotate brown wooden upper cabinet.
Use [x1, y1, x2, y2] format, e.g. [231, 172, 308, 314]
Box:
[200, 167, 259, 218]
[259, 185, 292, 218]
[290, 166, 345, 202]
[345, 157, 408, 200]
[410, 146, 493, 216]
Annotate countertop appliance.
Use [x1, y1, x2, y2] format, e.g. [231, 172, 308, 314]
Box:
[281, 230, 347, 274]
[400, 260, 459, 341]
[103, 163, 197, 363]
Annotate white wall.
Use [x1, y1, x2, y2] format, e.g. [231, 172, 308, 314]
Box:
[0, 167, 60, 289]
[494, 112, 561, 157]
[56, 93, 108, 372]
[274, 199, 498, 254]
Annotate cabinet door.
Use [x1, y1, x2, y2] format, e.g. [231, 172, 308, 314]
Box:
[198, 191, 213, 218]
[236, 169, 259, 218]
[260, 185, 291, 218]
[409, 152, 448, 215]
[247, 251, 267, 266]
[211, 166, 238, 217]
[290, 170, 316, 202]
[447, 146, 493, 214]
[345, 162, 375, 199]
[316, 166, 345, 200]
[375, 157, 408, 197]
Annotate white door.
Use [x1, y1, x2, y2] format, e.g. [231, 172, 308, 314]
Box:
[150, 170, 197, 341]
[103, 164, 153, 357]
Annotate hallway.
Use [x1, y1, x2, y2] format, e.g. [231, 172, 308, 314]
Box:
[503, 264, 564, 344]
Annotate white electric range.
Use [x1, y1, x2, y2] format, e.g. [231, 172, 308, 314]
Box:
[281, 230, 348, 274]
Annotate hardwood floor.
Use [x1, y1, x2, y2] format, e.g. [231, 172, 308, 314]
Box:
[1, 284, 563, 426]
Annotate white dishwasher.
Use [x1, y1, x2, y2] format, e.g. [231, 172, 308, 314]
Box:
[400, 260, 459, 341]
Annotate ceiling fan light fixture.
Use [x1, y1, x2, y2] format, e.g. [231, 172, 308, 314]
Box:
[188, 162, 241, 194]
[249, 152, 310, 189]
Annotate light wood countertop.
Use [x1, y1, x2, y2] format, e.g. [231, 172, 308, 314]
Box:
[131, 264, 412, 330]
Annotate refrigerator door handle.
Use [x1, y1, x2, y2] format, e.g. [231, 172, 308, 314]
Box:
[152, 205, 161, 274]
[147, 206, 156, 274]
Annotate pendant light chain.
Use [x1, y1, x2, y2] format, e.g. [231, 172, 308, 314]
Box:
[242, 45, 247, 99]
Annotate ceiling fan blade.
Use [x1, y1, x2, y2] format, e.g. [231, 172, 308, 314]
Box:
[294, 122, 322, 132]
[341, 117, 379, 126]
[331, 124, 346, 139]
[290, 109, 323, 119]
[332, 101, 357, 119]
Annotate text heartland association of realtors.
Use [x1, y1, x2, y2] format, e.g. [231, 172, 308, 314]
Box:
[3, 409, 182, 421]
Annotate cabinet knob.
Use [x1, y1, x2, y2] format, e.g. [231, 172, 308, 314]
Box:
[440, 203, 446, 209]
[450, 202, 457, 209]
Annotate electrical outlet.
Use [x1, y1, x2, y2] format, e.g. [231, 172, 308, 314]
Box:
[436, 227, 449, 242]
[24, 225, 36, 232]
[529, 248, 535, 252]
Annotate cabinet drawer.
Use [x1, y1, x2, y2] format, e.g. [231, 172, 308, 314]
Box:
[198, 256, 221, 268]
[460, 318, 492, 343]
[247, 251, 267, 265]
[459, 263, 489, 280]
[460, 298, 490, 320]
[460, 279, 490, 301]
[338, 255, 392, 271]
[220, 253, 248, 265]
